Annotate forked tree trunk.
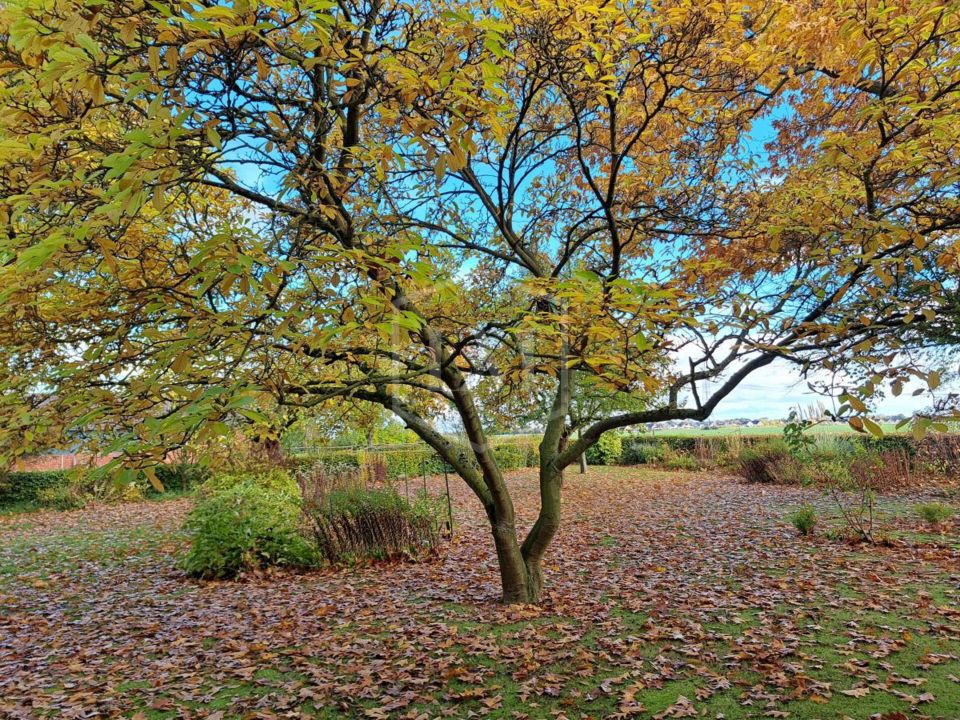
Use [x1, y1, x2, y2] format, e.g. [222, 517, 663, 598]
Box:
[494, 535, 546, 603]
[494, 531, 537, 603]
[493, 465, 562, 603]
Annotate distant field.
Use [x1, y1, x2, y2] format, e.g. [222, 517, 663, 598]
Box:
[643, 422, 900, 438]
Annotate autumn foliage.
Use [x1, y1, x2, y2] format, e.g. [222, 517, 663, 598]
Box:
[1, 0, 959, 601]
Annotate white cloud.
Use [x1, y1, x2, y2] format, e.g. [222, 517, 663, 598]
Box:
[696, 358, 941, 420]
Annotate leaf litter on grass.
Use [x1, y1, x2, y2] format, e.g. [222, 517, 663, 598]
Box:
[0, 467, 957, 719]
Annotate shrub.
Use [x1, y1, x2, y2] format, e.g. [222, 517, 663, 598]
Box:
[377, 447, 444, 478]
[735, 441, 803, 484]
[308, 449, 362, 470]
[150, 463, 211, 493]
[301, 438, 539, 480]
[520, 440, 541, 468]
[915, 502, 954, 526]
[621, 441, 665, 465]
[34, 483, 90, 510]
[586, 433, 623, 466]
[0, 470, 68, 505]
[657, 436, 698, 454]
[197, 467, 300, 498]
[808, 456, 879, 543]
[302, 486, 441, 564]
[493, 442, 528, 471]
[788, 505, 818, 536]
[663, 454, 699, 471]
[2, 463, 211, 508]
[1, 469, 103, 509]
[180, 478, 317, 578]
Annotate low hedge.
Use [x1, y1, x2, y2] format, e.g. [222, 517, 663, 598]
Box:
[147, 464, 213, 494]
[1, 463, 209, 506]
[0, 470, 67, 504]
[297, 438, 540, 479]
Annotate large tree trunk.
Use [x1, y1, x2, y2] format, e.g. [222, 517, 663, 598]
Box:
[502, 466, 561, 603]
[494, 526, 535, 603]
[495, 537, 545, 603]
[489, 487, 556, 603]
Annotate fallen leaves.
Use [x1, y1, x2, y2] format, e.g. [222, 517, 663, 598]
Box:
[652, 695, 696, 719]
[0, 468, 957, 719]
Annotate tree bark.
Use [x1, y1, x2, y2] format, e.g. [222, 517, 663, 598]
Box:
[495, 528, 546, 603]
[492, 517, 534, 602]
[489, 472, 557, 603]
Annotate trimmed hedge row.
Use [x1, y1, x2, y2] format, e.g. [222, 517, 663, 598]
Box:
[0, 463, 210, 506]
[296, 439, 540, 479]
[0, 470, 66, 504]
[619, 432, 954, 468]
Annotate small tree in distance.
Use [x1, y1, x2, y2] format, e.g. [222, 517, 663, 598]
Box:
[1, 0, 958, 602]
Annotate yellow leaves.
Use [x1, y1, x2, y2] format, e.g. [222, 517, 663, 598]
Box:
[265, 112, 284, 132]
[87, 74, 105, 105]
[143, 466, 164, 493]
[164, 46, 179, 73]
[873, 262, 894, 288]
[119, 19, 139, 45]
[847, 415, 884, 437]
[664, 6, 689, 24]
[255, 52, 270, 81]
[861, 417, 884, 438]
[205, 123, 222, 150]
[148, 45, 161, 73]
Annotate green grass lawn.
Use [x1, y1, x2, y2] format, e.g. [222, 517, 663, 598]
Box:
[0, 468, 957, 719]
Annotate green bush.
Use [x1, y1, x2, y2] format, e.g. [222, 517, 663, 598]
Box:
[197, 467, 300, 498]
[180, 478, 317, 579]
[915, 502, 954, 526]
[788, 505, 818, 536]
[303, 486, 441, 564]
[0, 470, 68, 505]
[735, 441, 803, 484]
[521, 440, 540, 468]
[663, 454, 699, 471]
[376, 447, 444, 478]
[860, 434, 916, 455]
[621, 441, 665, 465]
[493, 442, 528, 471]
[308, 449, 362, 469]
[34, 483, 90, 510]
[150, 463, 211, 494]
[1, 463, 210, 508]
[586, 433, 623, 466]
[655, 436, 698, 454]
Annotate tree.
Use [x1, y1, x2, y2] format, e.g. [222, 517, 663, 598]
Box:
[481, 371, 650, 472]
[2, 0, 959, 602]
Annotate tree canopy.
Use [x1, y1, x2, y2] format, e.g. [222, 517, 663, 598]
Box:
[2, 0, 959, 600]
